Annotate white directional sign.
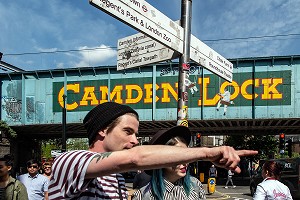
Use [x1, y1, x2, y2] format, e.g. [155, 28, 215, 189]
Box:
[190, 35, 233, 82]
[118, 32, 233, 81]
[90, 0, 184, 53]
[117, 33, 179, 70]
[90, 0, 233, 82]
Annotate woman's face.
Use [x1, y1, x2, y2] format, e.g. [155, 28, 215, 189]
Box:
[43, 164, 52, 175]
[163, 140, 188, 183]
[262, 165, 268, 179]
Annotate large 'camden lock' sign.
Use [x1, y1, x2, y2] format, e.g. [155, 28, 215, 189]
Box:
[53, 70, 291, 112]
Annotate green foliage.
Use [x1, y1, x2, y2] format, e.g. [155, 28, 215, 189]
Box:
[41, 138, 88, 159]
[224, 135, 278, 162]
[41, 141, 59, 158]
[274, 151, 299, 159]
[0, 120, 17, 140]
[67, 138, 89, 150]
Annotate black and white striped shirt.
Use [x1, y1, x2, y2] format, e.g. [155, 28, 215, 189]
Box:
[48, 150, 127, 200]
[132, 177, 206, 200]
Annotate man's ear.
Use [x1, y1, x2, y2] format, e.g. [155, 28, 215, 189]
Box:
[7, 165, 12, 171]
[98, 128, 107, 137]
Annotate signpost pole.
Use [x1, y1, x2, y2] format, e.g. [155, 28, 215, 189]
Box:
[62, 94, 67, 152]
[177, 0, 192, 126]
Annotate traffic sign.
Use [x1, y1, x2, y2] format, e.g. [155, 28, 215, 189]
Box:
[119, 0, 184, 41]
[118, 32, 233, 81]
[117, 32, 179, 70]
[90, 0, 233, 82]
[190, 35, 233, 82]
[90, 0, 183, 53]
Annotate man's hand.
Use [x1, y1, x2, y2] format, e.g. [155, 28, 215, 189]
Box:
[205, 146, 258, 173]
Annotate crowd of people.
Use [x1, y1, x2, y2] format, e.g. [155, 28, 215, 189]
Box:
[0, 102, 294, 199]
[0, 155, 53, 200]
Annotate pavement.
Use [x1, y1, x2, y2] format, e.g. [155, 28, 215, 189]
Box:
[126, 183, 251, 199]
[205, 184, 231, 199]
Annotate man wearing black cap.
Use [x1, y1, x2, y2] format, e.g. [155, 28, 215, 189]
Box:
[49, 102, 257, 199]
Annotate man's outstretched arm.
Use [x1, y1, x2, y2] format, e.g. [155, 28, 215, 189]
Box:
[85, 145, 257, 178]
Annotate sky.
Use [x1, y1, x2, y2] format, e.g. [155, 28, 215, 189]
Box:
[1, 0, 300, 72]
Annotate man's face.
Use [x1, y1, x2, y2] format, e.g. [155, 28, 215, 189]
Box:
[27, 163, 39, 176]
[103, 114, 139, 152]
[0, 161, 11, 177]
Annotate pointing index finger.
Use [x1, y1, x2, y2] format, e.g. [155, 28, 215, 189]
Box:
[236, 150, 258, 157]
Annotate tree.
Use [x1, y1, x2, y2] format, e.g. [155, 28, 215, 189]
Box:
[41, 138, 89, 159]
[0, 120, 17, 141]
[67, 138, 88, 150]
[41, 139, 62, 158]
[224, 135, 278, 163]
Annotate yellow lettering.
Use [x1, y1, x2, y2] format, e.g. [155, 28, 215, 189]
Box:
[126, 85, 143, 104]
[161, 83, 178, 102]
[144, 84, 159, 103]
[202, 78, 219, 106]
[220, 81, 240, 100]
[197, 77, 202, 106]
[229, 81, 240, 99]
[144, 84, 152, 103]
[155, 84, 159, 102]
[261, 78, 283, 99]
[58, 84, 80, 111]
[99, 86, 109, 104]
[79, 87, 98, 106]
[110, 85, 123, 104]
[56, 75, 286, 110]
[241, 79, 259, 100]
[99, 85, 123, 104]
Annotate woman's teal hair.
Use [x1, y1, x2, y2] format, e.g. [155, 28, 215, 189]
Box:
[149, 136, 195, 200]
[150, 167, 194, 199]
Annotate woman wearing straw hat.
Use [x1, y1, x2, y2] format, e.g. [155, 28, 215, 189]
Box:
[132, 126, 206, 200]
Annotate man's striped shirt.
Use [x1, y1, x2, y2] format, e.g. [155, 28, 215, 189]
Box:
[48, 150, 127, 199]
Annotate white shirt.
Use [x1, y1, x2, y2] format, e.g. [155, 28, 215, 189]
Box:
[253, 177, 293, 200]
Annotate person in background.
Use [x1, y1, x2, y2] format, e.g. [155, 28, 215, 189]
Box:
[18, 159, 49, 200]
[132, 126, 206, 199]
[253, 160, 292, 199]
[48, 102, 257, 199]
[133, 170, 151, 190]
[0, 154, 28, 200]
[42, 162, 52, 180]
[225, 169, 236, 189]
[209, 164, 217, 178]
